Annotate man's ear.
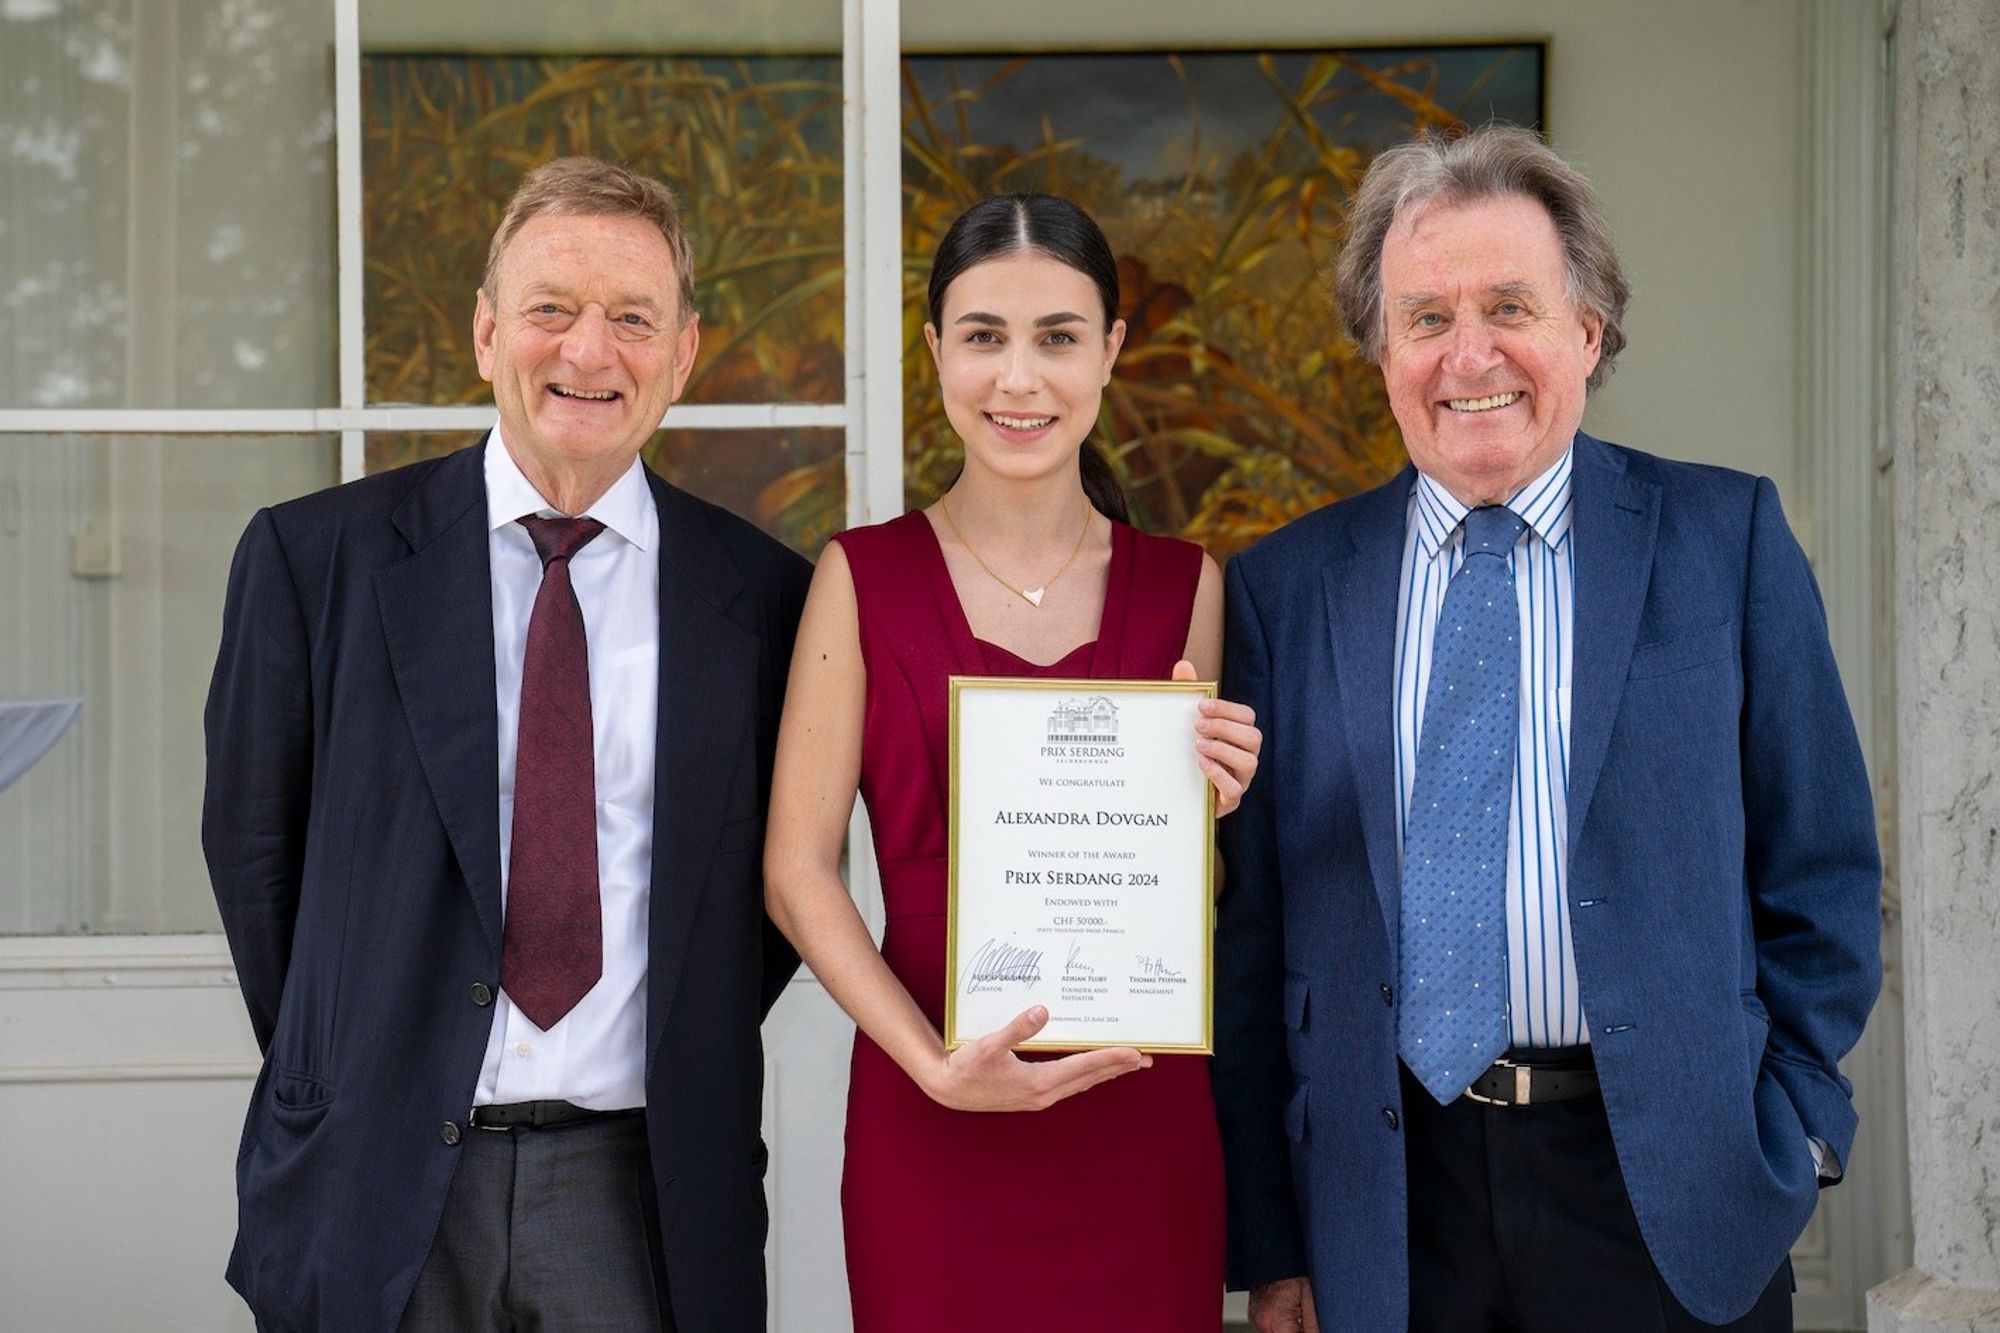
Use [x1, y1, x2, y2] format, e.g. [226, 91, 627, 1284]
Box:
[472, 288, 498, 384]
[1578, 305, 1604, 377]
[667, 312, 701, 403]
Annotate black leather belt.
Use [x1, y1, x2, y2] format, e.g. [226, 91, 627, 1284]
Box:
[468, 1099, 641, 1131]
[1462, 1048, 1598, 1107]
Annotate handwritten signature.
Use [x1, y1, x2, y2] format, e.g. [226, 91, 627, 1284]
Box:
[968, 939, 1044, 984]
[1064, 942, 1099, 979]
[1135, 954, 1186, 982]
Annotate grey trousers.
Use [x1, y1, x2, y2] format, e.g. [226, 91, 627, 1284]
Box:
[398, 1112, 668, 1332]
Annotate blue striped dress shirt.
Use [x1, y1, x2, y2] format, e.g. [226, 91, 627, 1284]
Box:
[1393, 447, 1585, 1048]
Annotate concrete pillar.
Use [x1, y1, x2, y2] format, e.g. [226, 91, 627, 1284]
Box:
[1868, 0, 2000, 1329]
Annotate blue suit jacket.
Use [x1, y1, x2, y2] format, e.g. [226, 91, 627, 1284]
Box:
[202, 438, 811, 1332]
[1212, 433, 1881, 1328]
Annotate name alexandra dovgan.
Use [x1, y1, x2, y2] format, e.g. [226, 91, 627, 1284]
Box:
[991, 810, 1171, 826]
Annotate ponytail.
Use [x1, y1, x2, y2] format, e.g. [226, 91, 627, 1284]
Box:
[1078, 440, 1130, 525]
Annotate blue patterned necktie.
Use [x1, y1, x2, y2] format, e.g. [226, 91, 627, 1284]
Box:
[1399, 504, 1526, 1104]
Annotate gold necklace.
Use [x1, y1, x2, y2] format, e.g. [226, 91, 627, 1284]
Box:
[937, 493, 1092, 608]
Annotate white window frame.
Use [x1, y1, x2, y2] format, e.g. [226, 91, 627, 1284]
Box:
[0, 0, 903, 519]
[0, 0, 903, 950]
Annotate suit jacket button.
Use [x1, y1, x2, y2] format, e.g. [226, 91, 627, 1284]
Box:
[1379, 983, 1394, 1006]
[1382, 1107, 1399, 1131]
[441, 1121, 462, 1146]
[470, 983, 493, 1006]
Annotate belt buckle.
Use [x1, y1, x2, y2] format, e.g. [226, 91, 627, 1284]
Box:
[469, 1106, 511, 1132]
[1461, 1056, 1530, 1107]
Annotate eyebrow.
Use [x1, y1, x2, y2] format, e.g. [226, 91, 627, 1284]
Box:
[1397, 280, 1542, 311]
[519, 283, 664, 313]
[952, 310, 1089, 328]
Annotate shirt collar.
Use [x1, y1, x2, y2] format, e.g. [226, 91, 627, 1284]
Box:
[1411, 442, 1574, 562]
[484, 425, 657, 553]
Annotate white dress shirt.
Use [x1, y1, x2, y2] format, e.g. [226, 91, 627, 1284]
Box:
[1394, 448, 1586, 1048]
[475, 429, 659, 1110]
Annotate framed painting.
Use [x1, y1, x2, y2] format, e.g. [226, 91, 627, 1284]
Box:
[900, 44, 1546, 554]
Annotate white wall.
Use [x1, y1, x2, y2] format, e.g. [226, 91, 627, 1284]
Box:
[0, 937, 258, 1333]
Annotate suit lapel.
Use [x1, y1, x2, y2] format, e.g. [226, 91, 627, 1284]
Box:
[375, 440, 504, 957]
[1324, 469, 1415, 947]
[644, 472, 757, 1072]
[1565, 434, 1660, 860]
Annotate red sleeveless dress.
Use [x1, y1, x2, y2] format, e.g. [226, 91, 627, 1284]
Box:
[831, 511, 1225, 1332]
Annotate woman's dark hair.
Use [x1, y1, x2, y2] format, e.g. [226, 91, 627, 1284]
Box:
[927, 193, 1130, 524]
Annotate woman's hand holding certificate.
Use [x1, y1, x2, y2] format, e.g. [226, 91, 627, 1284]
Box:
[1179, 658, 1262, 816]
[920, 1004, 1152, 1113]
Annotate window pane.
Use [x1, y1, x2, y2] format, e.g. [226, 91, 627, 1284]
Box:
[0, 436, 338, 934]
[0, 0, 336, 408]
[367, 430, 843, 557]
[361, 40, 843, 406]
[897, 39, 1543, 555]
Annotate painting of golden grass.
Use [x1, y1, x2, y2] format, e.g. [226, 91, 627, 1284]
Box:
[900, 47, 1541, 553]
[361, 46, 1541, 556]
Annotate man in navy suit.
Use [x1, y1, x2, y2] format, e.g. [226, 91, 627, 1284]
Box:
[1213, 126, 1881, 1331]
[204, 158, 809, 1331]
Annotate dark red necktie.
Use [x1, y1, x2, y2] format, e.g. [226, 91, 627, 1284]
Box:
[502, 514, 606, 1030]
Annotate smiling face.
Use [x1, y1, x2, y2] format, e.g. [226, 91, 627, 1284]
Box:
[1378, 193, 1602, 506]
[924, 252, 1125, 487]
[473, 212, 698, 501]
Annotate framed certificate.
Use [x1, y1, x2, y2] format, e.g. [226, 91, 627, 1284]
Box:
[946, 676, 1215, 1054]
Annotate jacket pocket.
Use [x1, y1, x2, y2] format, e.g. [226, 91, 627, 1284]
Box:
[1741, 990, 1774, 1071]
[1283, 1079, 1310, 1143]
[265, 1064, 334, 1130]
[1281, 973, 1310, 1076]
[1282, 971, 1310, 1031]
[1628, 622, 1735, 679]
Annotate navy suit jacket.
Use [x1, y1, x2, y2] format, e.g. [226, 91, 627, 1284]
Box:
[1213, 433, 1881, 1328]
[203, 437, 811, 1332]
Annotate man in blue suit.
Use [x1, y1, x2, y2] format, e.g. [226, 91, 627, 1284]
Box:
[204, 158, 809, 1331]
[1213, 126, 1880, 1331]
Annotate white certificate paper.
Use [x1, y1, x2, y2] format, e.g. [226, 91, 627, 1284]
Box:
[946, 677, 1214, 1053]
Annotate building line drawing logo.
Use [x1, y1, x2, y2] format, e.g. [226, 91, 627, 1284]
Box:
[1046, 696, 1120, 745]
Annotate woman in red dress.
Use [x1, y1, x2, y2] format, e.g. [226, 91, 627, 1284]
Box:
[764, 194, 1262, 1332]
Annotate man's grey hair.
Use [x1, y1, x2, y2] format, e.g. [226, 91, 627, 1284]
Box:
[482, 156, 697, 321]
[1333, 124, 1629, 390]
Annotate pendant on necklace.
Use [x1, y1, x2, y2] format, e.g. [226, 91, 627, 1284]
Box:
[1021, 586, 1046, 607]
